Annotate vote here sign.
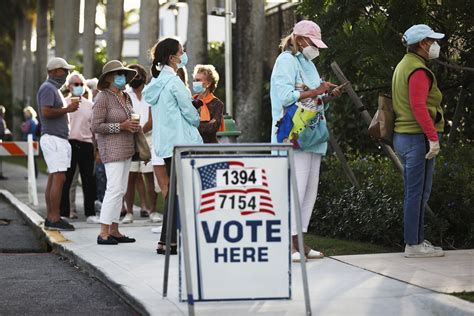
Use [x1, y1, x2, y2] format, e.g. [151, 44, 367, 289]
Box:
[179, 156, 291, 301]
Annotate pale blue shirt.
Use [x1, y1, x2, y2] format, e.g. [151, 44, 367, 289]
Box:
[269, 50, 328, 155]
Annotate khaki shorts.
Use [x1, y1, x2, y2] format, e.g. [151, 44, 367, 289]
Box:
[40, 134, 71, 173]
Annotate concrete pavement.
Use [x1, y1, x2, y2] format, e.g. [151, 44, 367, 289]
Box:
[1, 161, 473, 315]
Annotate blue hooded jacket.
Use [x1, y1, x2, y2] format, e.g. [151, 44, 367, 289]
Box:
[143, 66, 202, 158]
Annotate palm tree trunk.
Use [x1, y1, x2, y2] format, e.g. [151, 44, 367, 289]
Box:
[35, 0, 49, 101]
[83, 0, 98, 78]
[24, 15, 35, 108]
[138, 0, 159, 69]
[54, 0, 65, 58]
[64, 0, 81, 60]
[106, 0, 124, 61]
[234, 0, 265, 142]
[186, 0, 208, 80]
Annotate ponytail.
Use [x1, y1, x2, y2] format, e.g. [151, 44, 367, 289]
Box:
[149, 38, 180, 78]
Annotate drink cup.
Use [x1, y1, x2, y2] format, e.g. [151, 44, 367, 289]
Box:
[131, 113, 140, 122]
[70, 97, 80, 104]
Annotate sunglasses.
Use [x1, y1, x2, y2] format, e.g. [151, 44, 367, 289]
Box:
[72, 83, 84, 87]
[116, 71, 127, 76]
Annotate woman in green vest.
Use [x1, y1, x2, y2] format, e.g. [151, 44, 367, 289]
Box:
[392, 24, 445, 258]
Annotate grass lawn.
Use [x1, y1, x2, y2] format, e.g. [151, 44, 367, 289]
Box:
[1, 156, 47, 174]
[304, 233, 399, 256]
[451, 292, 474, 303]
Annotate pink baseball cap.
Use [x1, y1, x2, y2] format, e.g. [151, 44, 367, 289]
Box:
[293, 20, 328, 49]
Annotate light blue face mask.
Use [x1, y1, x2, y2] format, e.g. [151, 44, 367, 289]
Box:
[177, 52, 188, 69]
[192, 81, 204, 93]
[113, 74, 126, 89]
[72, 85, 84, 96]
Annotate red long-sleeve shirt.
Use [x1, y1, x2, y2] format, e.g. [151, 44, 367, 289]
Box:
[408, 69, 438, 141]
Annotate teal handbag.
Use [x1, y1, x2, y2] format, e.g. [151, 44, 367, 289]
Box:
[295, 115, 329, 150]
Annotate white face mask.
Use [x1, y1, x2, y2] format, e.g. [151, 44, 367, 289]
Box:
[427, 42, 440, 60]
[302, 45, 320, 60]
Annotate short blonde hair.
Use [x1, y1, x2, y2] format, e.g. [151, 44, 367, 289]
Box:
[193, 64, 220, 92]
[23, 106, 37, 119]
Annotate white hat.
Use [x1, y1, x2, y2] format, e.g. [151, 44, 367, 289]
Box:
[46, 57, 75, 71]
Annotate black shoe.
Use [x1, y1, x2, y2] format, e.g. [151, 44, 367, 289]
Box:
[97, 235, 118, 245]
[120, 209, 127, 217]
[140, 210, 149, 218]
[111, 235, 136, 243]
[44, 218, 75, 231]
[0, 175, 8, 180]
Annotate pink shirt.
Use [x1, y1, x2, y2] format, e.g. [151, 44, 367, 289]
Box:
[66, 96, 94, 143]
[408, 69, 438, 141]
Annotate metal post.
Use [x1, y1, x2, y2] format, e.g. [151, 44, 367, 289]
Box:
[288, 148, 312, 316]
[174, 150, 195, 316]
[162, 159, 176, 298]
[224, 0, 233, 116]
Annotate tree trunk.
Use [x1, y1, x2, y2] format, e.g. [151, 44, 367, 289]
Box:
[12, 17, 25, 106]
[106, 0, 124, 61]
[24, 15, 35, 108]
[54, 0, 65, 58]
[234, 0, 265, 142]
[83, 0, 98, 78]
[186, 0, 208, 80]
[138, 0, 159, 69]
[64, 0, 81, 60]
[36, 0, 49, 104]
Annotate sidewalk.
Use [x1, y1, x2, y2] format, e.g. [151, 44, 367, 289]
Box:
[1, 162, 473, 316]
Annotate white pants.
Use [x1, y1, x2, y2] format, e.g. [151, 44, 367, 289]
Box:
[292, 151, 322, 235]
[100, 159, 132, 225]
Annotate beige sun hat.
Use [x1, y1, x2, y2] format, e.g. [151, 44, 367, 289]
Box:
[97, 60, 137, 90]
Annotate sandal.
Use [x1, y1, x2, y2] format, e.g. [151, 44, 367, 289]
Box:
[305, 249, 324, 259]
[291, 251, 307, 262]
[156, 242, 177, 255]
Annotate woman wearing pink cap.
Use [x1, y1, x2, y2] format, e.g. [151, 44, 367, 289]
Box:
[270, 20, 342, 262]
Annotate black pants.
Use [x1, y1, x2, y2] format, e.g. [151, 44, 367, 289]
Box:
[159, 157, 177, 245]
[60, 140, 97, 217]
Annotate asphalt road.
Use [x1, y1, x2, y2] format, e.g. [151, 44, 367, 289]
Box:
[0, 198, 139, 315]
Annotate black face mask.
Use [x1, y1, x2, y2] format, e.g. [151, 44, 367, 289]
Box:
[129, 78, 144, 89]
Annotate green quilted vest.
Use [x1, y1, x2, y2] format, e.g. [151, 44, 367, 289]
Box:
[392, 53, 444, 133]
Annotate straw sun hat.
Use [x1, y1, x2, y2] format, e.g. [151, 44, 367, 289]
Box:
[97, 60, 137, 90]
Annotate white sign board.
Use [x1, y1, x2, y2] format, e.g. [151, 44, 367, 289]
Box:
[178, 156, 291, 301]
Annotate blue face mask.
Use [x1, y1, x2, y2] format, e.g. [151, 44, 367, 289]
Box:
[192, 81, 204, 93]
[177, 52, 188, 69]
[72, 85, 84, 96]
[113, 74, 126, 89]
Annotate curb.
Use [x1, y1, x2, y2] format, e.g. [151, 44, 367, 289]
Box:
[0, 189, 150, 316]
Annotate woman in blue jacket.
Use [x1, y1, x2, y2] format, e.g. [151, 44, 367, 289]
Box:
[143, 38, 203, 255]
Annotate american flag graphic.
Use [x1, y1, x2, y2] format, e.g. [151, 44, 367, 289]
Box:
[197, 161, 275, 216]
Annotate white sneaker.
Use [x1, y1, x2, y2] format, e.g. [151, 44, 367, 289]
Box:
[86, 215, 100, 224]
[404, 241, 444, 258]
[121, 213, 134, 224]
[423, 240, 442, 251]
[149, 212, 163, 223]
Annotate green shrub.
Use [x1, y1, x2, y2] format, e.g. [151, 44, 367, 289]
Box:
[309, 144, 474, 249]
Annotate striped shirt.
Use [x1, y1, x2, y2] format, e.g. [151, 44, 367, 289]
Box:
[91, 89, 136, 163]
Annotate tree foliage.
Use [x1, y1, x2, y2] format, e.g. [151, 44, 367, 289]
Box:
[297, 0, 474, 152]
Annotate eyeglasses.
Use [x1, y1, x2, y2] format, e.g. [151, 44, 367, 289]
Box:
[72, 83, 84, 87]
